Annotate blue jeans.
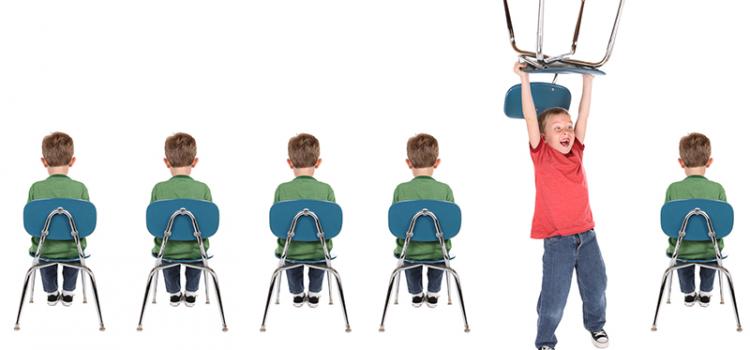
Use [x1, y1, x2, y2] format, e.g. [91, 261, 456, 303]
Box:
[40, 264, 78, 293]
[404, 265, 444, 294]
[677, 264, 716, 293]
[536, 230, 607, 349]
[286, 266, 325, 294]
[163, 265, 202, 294]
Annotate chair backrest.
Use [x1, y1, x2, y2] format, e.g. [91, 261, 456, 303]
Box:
[24, 198, 97, 240]
[269, 200, 342, 241]
[504, 82, 571, 119]
[146, 199, 219, 240]
[661, 199, 733, 240]
[388, 200, 461, 241]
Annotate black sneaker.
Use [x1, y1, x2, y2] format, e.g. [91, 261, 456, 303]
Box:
[292, 293, 306, 307]
[684, 292, 697, 307]
[169, 293, 183, 307]
[411, 293, 425, 308]
[307, 293, 320, 308]
[699, 293, 711, 307]
[184, 293, 197, 307]
[47, 292, 60, 306]
[539, 346, 555, 350]
[426, 294, 439, 308]
[61, 293, 74, 307]
[590, 329, 609, 348]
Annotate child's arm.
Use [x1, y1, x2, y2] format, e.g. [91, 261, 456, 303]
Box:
[575, 74, 594, 143]
[514, 62, 541, 148]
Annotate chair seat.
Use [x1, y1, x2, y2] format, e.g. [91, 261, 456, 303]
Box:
[153, 253, 214, 263]
[281, 254, 337, 265]
[32, 254, 90, 262]
[403, 254, 456, 265]
[676, 255, 727, 264]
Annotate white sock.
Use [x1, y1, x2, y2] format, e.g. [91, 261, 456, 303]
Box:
[427, 292, 439, 298]
[308, 292, 320, 298]
[699, 291, 712, 297]
[185, 291, 198, 297]
[62, 290, 74, 297]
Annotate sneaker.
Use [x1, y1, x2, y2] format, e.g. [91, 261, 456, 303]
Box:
[590, 329, 609, 348]
[684, 292, 697, 307]
[699, 292, 711, 307]
[184, 292, 197, 307]
[539, 346, 555, 350]
[47, 292, 60, 306]
[292, 293, 306, 307]
[411, 293, 425, 308]
[169, 293, 183, 307]
[307, 293, 320, 308]
[426, 293, 439, 308]
[61, 291, 74, 307]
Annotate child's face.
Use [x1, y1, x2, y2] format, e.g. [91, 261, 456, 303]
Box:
[542, 113, 575, 154]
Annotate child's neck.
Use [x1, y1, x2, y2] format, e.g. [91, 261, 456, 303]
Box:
[684, 166, 707, 177]
[411, 167, 434, 177]
[170, 167, 193, 176]
[47, 166, 70, 176]
[294, 167, 316, 177]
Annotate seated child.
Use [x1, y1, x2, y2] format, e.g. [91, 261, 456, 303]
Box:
[28, 132, 89, 307]
[274, 133, 335, 308]
[665, 132, 726, 307]
[392, 133, 454, 308]
[150, 132, 212, 307]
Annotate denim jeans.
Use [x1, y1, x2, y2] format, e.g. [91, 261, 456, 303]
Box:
[163, 265, 202, 294]
[536, 230, 607, 349]
[40, 264, 79, 293]
[404, 265, 444, 295]
[286, 266, 325, 294]
[677, 264, 717, 293]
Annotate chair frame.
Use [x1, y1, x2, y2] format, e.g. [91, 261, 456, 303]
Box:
[137, 207, 227, 332]
[379, 207, 469, 333]
[260, 206, 350, 332]
[651, 206, 742, 332]
[14, 205, 105, 331]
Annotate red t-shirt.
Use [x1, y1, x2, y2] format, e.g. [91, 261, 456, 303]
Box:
[529, 138, 594, 239]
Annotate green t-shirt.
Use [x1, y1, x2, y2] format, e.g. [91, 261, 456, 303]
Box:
[274, 176, 336, 260]
[28, 174, 90, 259]
[151, 175, 212, 259]
[665, 175, 726, 260]
[393, 176, 454, 260]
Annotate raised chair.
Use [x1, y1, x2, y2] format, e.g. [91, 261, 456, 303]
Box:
[379, 200, 469, 332]
[137, 199, 227, 331]
[651, 199, 741, 332]
[260, 200, 350, 332]
[15, 198, 105, 331]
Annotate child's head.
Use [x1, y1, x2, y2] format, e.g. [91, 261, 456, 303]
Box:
[41, 132, 75, 171]
[164, 132, 198, 172]
[538, 107, 575, 154]
[679, 132, 712, 171]
[287, 133, 321, 172]
[406, 133, 440, 175]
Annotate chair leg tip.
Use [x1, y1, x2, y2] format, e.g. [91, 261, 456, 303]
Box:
[448, 301, 453, 305]
[137, 326, 143, 331]
[222, 327, 228, 332]
[345, 326, 351, 332]
[14, 325, 20, 331]
[99, 327, 106, 331]
[29, 300, 34, 304]
[651, 326, 657, 331]
[737, 327, 743, 332]
[260, 326, 266, 332]
[464, 327, 471, 333]
[378, 326, 385, 332]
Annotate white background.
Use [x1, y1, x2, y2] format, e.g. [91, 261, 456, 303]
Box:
[1, 1, 748, 349]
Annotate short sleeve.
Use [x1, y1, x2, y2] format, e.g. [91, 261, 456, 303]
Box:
[719, 185, 727, 201]
[204, 186, 213, 202]
[446, 186, 455, 202]
[327, 185, 336, 203]
[81, 184, 90, 201]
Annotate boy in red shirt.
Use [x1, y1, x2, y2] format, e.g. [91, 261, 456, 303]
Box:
[514, 63, 608, 350]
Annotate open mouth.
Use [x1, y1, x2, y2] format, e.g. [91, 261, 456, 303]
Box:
[560, 139, 571, 148]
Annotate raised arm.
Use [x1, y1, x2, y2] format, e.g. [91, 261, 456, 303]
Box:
[575, 74, 594, 143]
[514, 62, 541, 148]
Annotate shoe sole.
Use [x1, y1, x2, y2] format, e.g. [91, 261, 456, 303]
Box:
[184, 302, 195, 307]
[591, 339, 609, 349]
[427, 302, 438, 308]
[412, 303, 423, 308]
[47, 301, 59, 306]
[684, 302, 696, 307]
[62, 301, 72, 307]
[699, 302, 710, 307]
[308, 303, 319, 308]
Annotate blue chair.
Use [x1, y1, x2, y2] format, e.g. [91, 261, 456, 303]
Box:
[503, 82, 572, 119]
[379, 200, 469, 332]
[260, 200, 350, 332]
[15, 198, 105, 331]
[651, 199, 742, 332]
[137, 199, 227, 331]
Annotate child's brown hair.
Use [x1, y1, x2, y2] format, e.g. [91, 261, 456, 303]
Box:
[679, 132, 711, 167]
[165, 132, 197, 167]
[42, 132, 74, 166]
[288, 133, 320, 168]
[537, 107, 571, 133]
[407, 133, 439, 168]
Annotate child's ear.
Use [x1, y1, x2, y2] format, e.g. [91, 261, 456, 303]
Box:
[163, 158, 171, 168]
[405, 159, 413, 169]
[706, 158, 713, 168]
[678, 158, 686, 168]
[68, 157, 76, 167]
[314, 158, 322, 168]
[433, 159, 441, 169]
[40, 157, 49, 168]
[192, 158, 199, 168]
[287, 159, 295, 169]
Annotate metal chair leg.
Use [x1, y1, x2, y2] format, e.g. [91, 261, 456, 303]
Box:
[446, 269, 453, 305]
[721, 268, 742, 332]
[138, 269, 158, 331]
[151, 270, 159, 304]
[393, 271, 401, 305]
[14, 267, 36, 331]
[448, 270, 470, 332]
[261, 270, 282, 332]
[274, 270, 283, 305]
[81, 266, 105, 331]
[330, 269, 351, 332]
[206, 269, 227, 331]
[718, 268, 725, 304]
[666, 269, 673, 304]
[652, 268, 672, 331]
[81, 268, 89, 304]
[204, 269, 210, 304]
[29, 269, 36, 304]
[327, 270, 334, 305]
[379, 269, 400, 332]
